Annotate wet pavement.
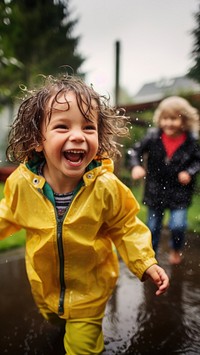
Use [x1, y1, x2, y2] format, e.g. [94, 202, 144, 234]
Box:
[0, 229, 200, 354]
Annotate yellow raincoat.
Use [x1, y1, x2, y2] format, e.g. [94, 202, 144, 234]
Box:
[0, 158, 157, 319]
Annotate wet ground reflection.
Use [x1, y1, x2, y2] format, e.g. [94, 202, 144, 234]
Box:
[0, 230, 200, 354]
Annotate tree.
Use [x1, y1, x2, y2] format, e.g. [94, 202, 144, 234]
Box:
[188, 5, 200, 83]
[0, 0, 84, 104]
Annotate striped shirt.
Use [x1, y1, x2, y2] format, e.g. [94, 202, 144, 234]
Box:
[38, 162, 73, 217]
[54, 191, 73, 217]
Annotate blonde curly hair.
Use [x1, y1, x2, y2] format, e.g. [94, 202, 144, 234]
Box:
[153, 96, 199, 135]
[7, 73, 130, 163]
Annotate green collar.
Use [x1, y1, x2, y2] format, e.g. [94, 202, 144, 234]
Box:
[26, 158, 101, 204]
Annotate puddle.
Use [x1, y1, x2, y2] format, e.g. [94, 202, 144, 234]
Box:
[0, 230, 200, 354]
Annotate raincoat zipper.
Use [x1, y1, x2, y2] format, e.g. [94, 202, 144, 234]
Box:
[56, 186, 84, 315]
[38, 184, 85, 316]
[37, 188, 66, 315]
[57, 217, 65, 315]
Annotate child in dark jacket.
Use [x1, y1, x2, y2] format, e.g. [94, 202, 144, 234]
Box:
[128, 96, 200, 264]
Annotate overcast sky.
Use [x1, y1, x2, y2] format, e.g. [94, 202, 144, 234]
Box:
[70, 0, 199, 99]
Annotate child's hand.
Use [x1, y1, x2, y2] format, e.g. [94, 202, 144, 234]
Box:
[143, 264, 169, 296]
[131, 166, 146, 180]
[178, 171, 191, 185]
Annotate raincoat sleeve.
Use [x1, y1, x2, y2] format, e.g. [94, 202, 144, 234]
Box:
[0, 177, 22, 240]
[186, 140, 200, 176]
[105, 178, 157, 280]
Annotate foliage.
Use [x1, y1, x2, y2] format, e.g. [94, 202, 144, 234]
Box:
[188, 5, 200, 83]
[121, 109, 153, 150]
[0, 229, 25, 251]
[0, 0, 84, 104]
[0, 183, 25, 251]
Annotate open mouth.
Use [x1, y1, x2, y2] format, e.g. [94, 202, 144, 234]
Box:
[63, 150, 86, 164]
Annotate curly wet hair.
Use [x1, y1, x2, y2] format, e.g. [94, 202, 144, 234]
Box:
[6, 73, 130, 163]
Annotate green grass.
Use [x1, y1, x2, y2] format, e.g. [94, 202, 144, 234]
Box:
[0, 177, 199, 252]
[0, 230, 26, 251]
[0, 183, 26, 252]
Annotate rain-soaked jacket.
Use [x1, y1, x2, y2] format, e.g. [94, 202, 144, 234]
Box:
[0, 158, 157, 319]
[127, 128, 200, 209]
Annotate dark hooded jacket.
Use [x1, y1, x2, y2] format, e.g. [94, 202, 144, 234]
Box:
[127, 128, 200, 209]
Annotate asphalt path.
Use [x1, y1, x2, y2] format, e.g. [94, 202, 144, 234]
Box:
[0, 229, 200, 354]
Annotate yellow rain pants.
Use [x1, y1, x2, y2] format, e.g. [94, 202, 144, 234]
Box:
[64, 316, 104, 355]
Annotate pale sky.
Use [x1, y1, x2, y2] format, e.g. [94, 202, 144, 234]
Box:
[69, 0, 199, 100]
